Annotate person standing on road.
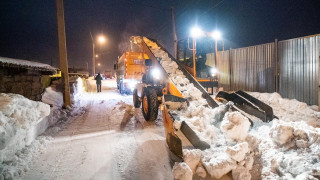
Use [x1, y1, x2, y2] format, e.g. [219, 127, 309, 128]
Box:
[95, 73, 103, 92]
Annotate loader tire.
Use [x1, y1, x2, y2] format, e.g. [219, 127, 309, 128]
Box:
[141, 88, 159, 121]
[133, 89, 141, 108]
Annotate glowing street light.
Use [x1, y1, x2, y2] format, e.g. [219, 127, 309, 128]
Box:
[90, 33, 106, 76]
[190, 26, 204, 38]
[98, 35, 106, 44]
[97, 63, 101, 66]
[211, 30, 221, 40]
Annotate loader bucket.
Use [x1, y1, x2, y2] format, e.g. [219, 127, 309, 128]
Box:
[180, 121, 210, 150]
[162, 102, 183, 159]
[216, 90, 275, 122]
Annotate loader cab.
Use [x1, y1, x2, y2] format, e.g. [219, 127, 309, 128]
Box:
[142, 59, 152, 84]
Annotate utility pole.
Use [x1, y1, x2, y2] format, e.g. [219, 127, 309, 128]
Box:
[56, 0, 71, 107]
[215, 39, 218, 67]
[171, 7, 178, 59]
[90, 32, 96, 76]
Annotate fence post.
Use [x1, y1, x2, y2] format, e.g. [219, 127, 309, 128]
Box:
[275, 39, 279, 93]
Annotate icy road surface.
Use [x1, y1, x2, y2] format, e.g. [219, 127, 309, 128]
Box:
[22, 79, 173, 180]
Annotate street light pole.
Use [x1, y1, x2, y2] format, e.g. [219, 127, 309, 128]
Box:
[193, 38, 196, 78]
[215, 39, 218, 67]
[90, 32, 95, 76]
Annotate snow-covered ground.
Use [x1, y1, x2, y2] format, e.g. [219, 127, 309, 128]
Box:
[143, 37, 320, 180]
[20, 78, 173, 180]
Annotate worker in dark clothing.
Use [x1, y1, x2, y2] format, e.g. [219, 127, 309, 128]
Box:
[95, 73, 103, 92]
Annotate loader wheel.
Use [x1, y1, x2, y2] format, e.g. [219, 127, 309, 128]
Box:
[141, 88, 159, 121]
[133, 89, 141, 108]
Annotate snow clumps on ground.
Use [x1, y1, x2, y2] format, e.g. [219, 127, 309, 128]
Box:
[143, 37, 320, 179]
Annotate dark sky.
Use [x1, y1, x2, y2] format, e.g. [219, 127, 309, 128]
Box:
[1, 0, 320, 72]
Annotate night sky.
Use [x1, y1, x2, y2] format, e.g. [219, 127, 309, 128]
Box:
[1, 0, 320, 72]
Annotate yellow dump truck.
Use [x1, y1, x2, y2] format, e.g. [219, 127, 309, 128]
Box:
[115, 51, 149, 94]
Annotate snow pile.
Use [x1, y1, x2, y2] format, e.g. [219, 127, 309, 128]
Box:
[42, 77, 87, 108]
[249, 92, 320, 128]
[0, 93, 50, 179]
[143, 37, 320, 179]
[72, 77, 87, 107]
[41, 87, 63, 107]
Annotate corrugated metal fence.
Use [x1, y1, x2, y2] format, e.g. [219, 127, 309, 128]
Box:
[216, 42, 276, 93]
[215, 34, 320, 105]
[279, 35, 320, 105]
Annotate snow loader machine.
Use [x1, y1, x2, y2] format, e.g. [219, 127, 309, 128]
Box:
[131, 36, 276, 161]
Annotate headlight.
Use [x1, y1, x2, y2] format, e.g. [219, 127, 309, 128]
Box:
[210, 68, 218, 77]
[129, 80, 137, 89]
[151, 68, 161, 80]
[124, 79, 138, 90]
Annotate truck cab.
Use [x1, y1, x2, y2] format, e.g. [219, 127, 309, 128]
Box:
[115, 51, 149, 94]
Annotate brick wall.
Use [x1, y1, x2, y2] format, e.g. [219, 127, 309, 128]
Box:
[0, 68, 51, 101]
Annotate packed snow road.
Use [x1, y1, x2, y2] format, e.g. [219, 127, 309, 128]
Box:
[22, 79, 173, 180]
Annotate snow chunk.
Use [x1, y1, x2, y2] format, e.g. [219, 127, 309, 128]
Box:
[42, 87, 63, 107]
[172, 162, 193, 180]
[220, 112, 251, 141]
[232, 166, 251, 180]
[195, 165, 207, 179]
[243, 154, 254, 170]
[270, 121, 294, 146]
[226, 142, 249, 162]
[183, 149, 202, 172]
[202, 152, 236, 179]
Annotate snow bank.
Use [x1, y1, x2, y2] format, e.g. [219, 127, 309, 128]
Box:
[144, 37, 320, 179]
[0, 93, 50, 178]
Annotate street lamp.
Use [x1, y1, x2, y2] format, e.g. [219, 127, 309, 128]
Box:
[98, 36, 106, 44]
[90, 33, 106, 76]
[211, 30, 221, 40]
[210, 30, 222, 67]
[188, 27, 223, 78]
[188, 26, 204, 77]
